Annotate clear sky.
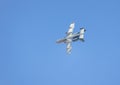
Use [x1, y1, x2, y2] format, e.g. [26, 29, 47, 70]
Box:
[0, 0, 120, 85]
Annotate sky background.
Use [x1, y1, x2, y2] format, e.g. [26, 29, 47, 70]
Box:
[0, 0, 120, 85]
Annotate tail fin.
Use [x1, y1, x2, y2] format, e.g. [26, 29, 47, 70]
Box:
[79, 28, 86, 42]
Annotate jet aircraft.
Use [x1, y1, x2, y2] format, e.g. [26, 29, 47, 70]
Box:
[56, 22, 86, 54]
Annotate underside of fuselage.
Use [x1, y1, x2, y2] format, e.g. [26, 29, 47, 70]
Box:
[72, 33, 84, 42]
[72, 33, 80, 42]
[72, 37, 79, 42]
[62, 33, 80, 42]
[57, 32, 84, 43]
[71, 35, 78, 41]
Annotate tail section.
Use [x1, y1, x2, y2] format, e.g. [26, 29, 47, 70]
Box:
[79, 28, 86, 42]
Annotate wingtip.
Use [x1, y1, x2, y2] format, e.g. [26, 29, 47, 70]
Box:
[67, 52, 71, 54]
[72, 22, 75, 25]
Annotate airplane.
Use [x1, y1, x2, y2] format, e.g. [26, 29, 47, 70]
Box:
[56, 22, 86, 54]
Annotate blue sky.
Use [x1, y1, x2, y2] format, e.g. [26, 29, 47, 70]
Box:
[0, 0, 120, 85]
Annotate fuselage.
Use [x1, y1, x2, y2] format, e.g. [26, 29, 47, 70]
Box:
[63, 32, 80, 43]
[66, 32, 80, 41]
[56, 28, 86, 44]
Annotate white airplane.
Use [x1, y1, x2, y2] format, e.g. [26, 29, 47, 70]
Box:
[56, 22, 86, 54]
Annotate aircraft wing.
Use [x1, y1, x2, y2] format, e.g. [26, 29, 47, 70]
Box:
[66, 39, 72, 54]
[66, 23, 75, 35]
[66, 42, 72, 54]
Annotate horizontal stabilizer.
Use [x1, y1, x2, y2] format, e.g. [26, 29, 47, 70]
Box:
[79, 28, 86, 40]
